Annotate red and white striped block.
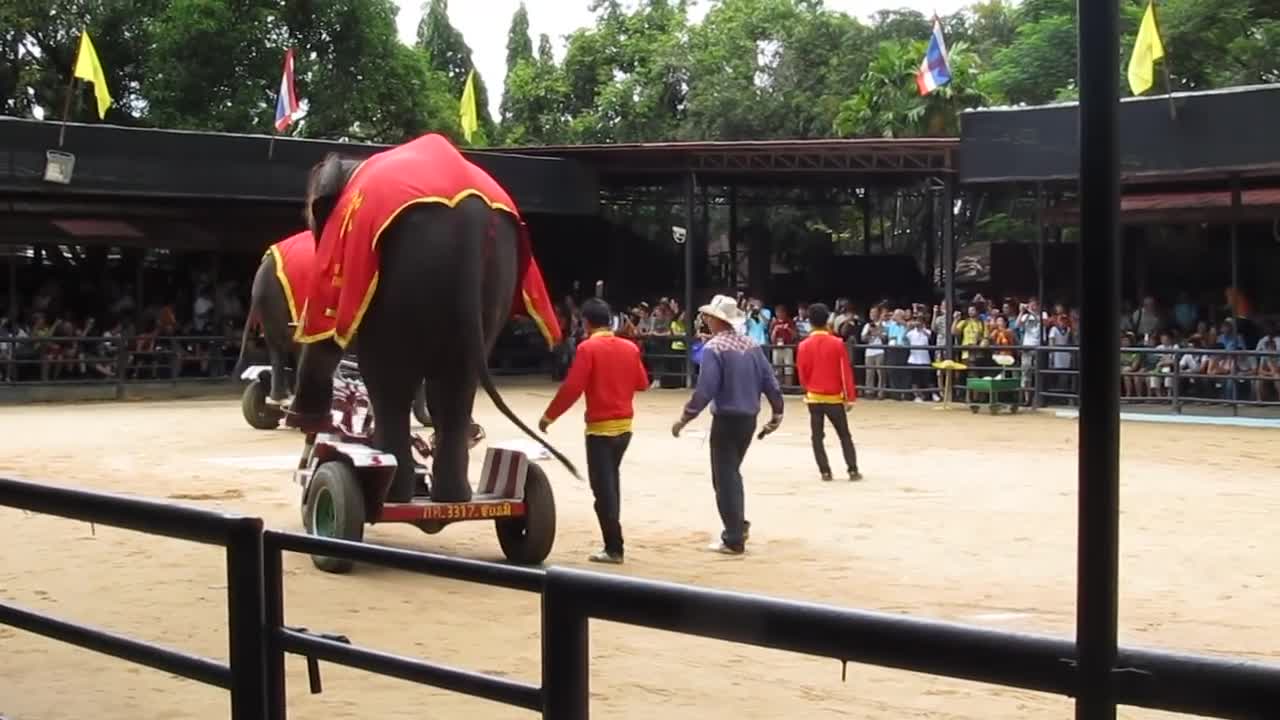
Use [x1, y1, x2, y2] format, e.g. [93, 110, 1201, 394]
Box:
[477, 447, 529, 499]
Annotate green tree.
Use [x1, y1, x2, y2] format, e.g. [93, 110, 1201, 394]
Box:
[834, 38, 987, 138]
[1, 0, 162, 123]
[144, 0, 283, 132]
[500, 2, 534, 125]
[416, 0, 495, 144]
[288, 0, 458, 143]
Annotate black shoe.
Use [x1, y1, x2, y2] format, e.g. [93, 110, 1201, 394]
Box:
[820, 472, 833, 482]
[743, 521, 751, 542]
[848, 470, 863, 481]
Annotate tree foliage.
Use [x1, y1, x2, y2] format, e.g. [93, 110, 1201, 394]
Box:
[3, 0, 1278, 147]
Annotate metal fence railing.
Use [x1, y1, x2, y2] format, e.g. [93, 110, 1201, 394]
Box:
[0, 334, 241, 390]
[2, 474, 1278, 719]
[646, 341, 1280, 416]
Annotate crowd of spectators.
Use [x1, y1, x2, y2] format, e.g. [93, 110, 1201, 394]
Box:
[555, 287, 1279, 407]
[0, 278, 246, 383]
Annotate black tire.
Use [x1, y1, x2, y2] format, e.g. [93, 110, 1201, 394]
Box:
[496, 463, 556, 565]
[302, 461, 367, 574]
[242, 378, 284, 430]
[412, 382, 432, 427]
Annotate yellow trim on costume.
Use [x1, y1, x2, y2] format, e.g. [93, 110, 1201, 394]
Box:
[589, 329, 613, 337]
[295, 188, 518, 348]
[523, 289, 556, 349]
[805, 391, 844, 404]
[269, 245, 299, 324]
[809, 329, 831, 336]
[586, 418, 633, 436]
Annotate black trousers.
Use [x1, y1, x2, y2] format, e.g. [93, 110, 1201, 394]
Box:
[709, 414, 755, 550]
[585, 433, 631, 555]
[808, 403, 858, 476]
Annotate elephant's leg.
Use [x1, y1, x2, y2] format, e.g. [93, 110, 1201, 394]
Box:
[422, 376, 476, 503]
[358, 349, 418, 503]
[287, 339, 343, 430]
[267, 345, 291, 404]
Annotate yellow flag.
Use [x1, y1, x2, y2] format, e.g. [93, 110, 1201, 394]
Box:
[72, 30, 113, 119]
[1127, 0, 1166, 95]
[459, 69, 478, 143]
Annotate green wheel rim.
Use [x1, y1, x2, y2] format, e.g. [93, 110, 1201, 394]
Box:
[313, 487, 337, 537]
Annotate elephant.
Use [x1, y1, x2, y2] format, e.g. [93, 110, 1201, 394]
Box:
[284, 133, 575, 504]
[233, 231, 433, 429]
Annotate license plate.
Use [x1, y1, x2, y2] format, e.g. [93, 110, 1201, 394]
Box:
[419, 502, 515, 521]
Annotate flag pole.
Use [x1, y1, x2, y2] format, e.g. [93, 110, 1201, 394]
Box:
[268, 132, 276, 160]
[58, 74, 78, 148]
[1151, 0, 1177, 121]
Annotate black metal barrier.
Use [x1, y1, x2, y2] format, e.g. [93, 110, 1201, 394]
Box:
[0, 476, 268, 720]
[3, 475, 1280, 719]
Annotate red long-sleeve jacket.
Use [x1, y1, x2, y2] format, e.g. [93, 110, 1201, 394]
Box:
[796, 329, 857, 404]
[542, 330, 649, 435]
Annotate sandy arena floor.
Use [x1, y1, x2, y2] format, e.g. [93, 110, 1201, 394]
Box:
[0, 381, 1276, 720]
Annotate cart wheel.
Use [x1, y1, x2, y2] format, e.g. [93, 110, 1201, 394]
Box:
[412, 383, 432, 427]
[496, 464, 556, 565]
[302, 461, 366, 574]
[242, 378, 284, 430]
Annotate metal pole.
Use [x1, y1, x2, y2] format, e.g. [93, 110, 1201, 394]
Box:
[1036, 184, 1047, 305]
[685, 172, 696, 388]
[942, 179, 955, 358]
[1230, 175, 1241, 326]
[728, 185, 739, 288]
[263, 537, 287, 720]
[1230, 175, 1242, 418]
[542, 571, 590, 720]
[226, 517, 268, 720]
[1075, 0, 1122, 714]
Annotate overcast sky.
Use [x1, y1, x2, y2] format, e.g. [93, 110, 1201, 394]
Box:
[392, 0, 972, 118]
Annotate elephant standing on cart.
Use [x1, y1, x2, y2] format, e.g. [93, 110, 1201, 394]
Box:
[233, 231, 433, 429]
[285, 133, 573, 503]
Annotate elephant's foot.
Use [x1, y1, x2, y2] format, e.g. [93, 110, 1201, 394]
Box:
[429, 474, 473, 504]
[386, 466, 416, 504]
[283, 408, 332, 434]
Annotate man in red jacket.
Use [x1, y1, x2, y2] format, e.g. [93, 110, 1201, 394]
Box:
[539, 298, 649, 564]
[796, 303, 862, 482]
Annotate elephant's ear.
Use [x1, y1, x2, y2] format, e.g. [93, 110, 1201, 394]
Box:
[304, 153, 359, 238]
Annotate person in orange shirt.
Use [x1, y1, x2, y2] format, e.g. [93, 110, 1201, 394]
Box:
[539, 298, 649, 564]
[796, 303, 861, 482]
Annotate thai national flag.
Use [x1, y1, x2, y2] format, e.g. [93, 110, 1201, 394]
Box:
[915, 19, 951, 96]
[274, 48, 299, 132]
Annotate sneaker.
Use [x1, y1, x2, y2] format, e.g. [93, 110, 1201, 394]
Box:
[848, 470, 863, 482]
[932, 394, 942, 402]
[706, 541, 745, 555]
[588, 550, 623, 564]
[820, 472, 834, 482]
[913, 397, 924, 403]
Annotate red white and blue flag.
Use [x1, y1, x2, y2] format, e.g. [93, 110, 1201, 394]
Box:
[915, 19, 951, 96]
[274, 48, 299, 132]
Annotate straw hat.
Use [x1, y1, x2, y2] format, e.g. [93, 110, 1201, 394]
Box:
[698, 294, 746, 329]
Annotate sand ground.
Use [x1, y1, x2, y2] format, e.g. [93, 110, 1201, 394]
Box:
[0, 381, 1276, 720]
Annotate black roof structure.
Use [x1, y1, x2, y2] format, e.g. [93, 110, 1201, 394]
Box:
[958, 84, 1280, 187]
[503, 138, 957, 187]
[0, 117, 599, 217]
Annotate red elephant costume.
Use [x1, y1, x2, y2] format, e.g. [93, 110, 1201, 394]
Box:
[293, 133, 563, 350]
[266, 230, 316, 326]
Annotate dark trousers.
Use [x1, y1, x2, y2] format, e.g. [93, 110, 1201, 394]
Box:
[807, 403, 858, 476]
[709, 414, 755, 550]
[586, 433, 631, 555]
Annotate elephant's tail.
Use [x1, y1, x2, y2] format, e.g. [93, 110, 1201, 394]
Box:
[477, 366, 581, 481]
[232, 307, 260, 378]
